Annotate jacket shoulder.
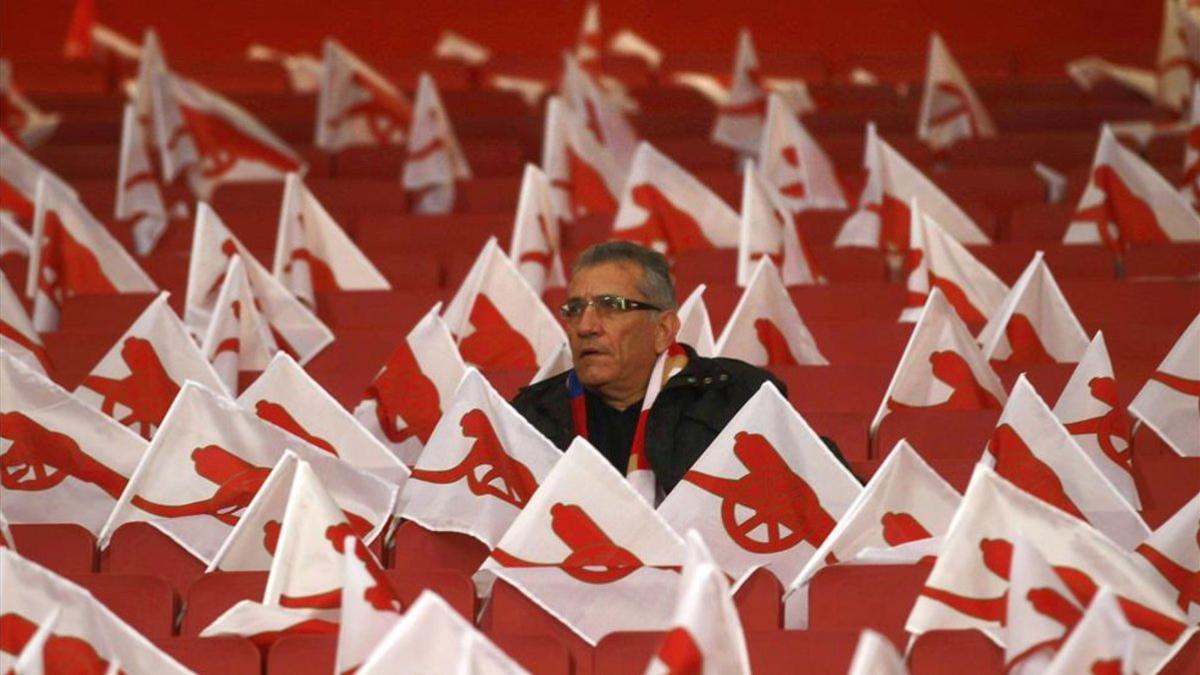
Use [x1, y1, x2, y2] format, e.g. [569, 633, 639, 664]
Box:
[512, 371, 570, 408]
[688, 354, 788, 398]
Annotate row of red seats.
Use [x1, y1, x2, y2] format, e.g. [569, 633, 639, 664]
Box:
[4, 50, 1168, 95]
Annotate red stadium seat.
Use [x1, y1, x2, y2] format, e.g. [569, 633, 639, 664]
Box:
[155, 636, 261, 675]
[875, 410, 1001, 461]
[803, 320, 913, 366]
[482, 577, 596, 675]
[908, 629, 1004, 674]
[802, 411, 870, 463]
[773, 365, 893, 414]
[266, 635, 335, 675]
[389, 520, 491, 576]
[732, 567, 784, 631]
[101, 522, 208, 599]
[67, 573, 178, 638]
[1124, 243, 1200, 280]
[10, 524, 97, 575]
[1008, 203, 1076, 241]
[1160, 630, 1200, 675]
[993, 363, 1075, 403]
[312, 289, 449, 331]
[966, 242, 1115, 284]
[806, 563, 933, 648]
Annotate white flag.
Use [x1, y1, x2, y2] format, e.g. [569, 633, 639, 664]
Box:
[353, 303, 468, 466]
[115, 104, 168, 256]
[98, 381, 381, 563]
[0, 60, 60, 149]
[870, 288, 1007, 435]
[477, 438, 684, 645]
[334, 532, 404, 675]
[715, 257, 828, 366]
[905, 464, 1188, 675]
[788, 440, 959, 596]
[166, 74, 304, 200]
[676, 284, 716, 357]
[1041, 589, 1141, 675]
[509, 164, 567, 295]
[238, 351, 409, 484]
[1052, 332, 1140, 509]
[836, 124, 991, 250]
[737, 163, 822, 287]
[27, 174, 157, 332]
[846, 630, 908, 675]
[977, 252, 1090, 365]
[982, 375, 1148, 549]
[315, 39, 412, 151]
[442, 238, 567, 371]
[0, 124, 59, 224]
[541, 96, 623, 221]
[0, 352, 148, 536]
[206, 450, 397, 574]
[1135, 492, 1200, 623]
[899, 199, 1009, 324]
[561, 54, 638, 168]
[711, 29, 768, 155]
[272, 172, 390, 308]
[916, 32, 997, 151]
[644, 531, 751, 675]
[184, 202, 333, 363]
[200, 254, 279, 394]
[76, 291, 227, 438]
[657, 383, 861, 584]
[402, 369, 560, 548]
[1066, 125, 1200, 252]
[1128, 313, 1200, 457]
[402, 73, 471, 215]
[0, 550, 190, 674]
[758, 94, 846, 212]
[612, 142, 740, 256]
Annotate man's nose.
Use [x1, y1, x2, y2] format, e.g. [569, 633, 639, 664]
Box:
[574, 304, 603, 335]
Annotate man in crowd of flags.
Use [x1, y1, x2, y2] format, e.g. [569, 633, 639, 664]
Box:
[3, 0, 1200, 673]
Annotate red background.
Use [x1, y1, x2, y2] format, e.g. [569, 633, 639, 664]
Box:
[0, 0, 1161, 62]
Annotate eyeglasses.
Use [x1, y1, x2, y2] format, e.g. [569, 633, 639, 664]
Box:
[559, 294, 662, 320]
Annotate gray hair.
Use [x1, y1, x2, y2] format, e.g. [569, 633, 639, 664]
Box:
[572, 240, 678, 310]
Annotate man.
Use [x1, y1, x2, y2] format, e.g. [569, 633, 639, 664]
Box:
[513, 241, 843, 497]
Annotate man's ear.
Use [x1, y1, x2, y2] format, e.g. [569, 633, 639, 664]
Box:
[654, 310, 681, 352]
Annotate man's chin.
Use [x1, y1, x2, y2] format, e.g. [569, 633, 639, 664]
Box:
[572, 364, 615, 389]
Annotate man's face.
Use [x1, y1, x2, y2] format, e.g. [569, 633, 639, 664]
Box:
[565, 261, 675, 396]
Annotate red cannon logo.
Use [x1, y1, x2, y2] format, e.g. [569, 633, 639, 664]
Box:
[0, 319, 53, 373]
[654, 627, 704, 675]
[1136, 524, 1200, 614]
[614, 183, 715, 256]
[410, 408, 538, 508]
[777, 145, 807, 200]
[491, 503, 645, 584]
[902, 249, 988, 325]
[254, 400, 339, 457]
[550, 147, 618, 218]
[684, 432, 837, 554]
[517, 215, 558, 274]
[921, 537, 1186, 645]
[993, 314, 1055, 365]
[0, 411, 128, 498]
[753, 318, 798, 366]
[926, 82, 980, 137]
[282, 213, 339, 294]
[1073, 164, 1170, 253]
[717, 67, 767, 119]
[458, 294, 538, 370]
[989, 424, 1085, 520]
[80, 337, 180, 439]
[406, 108, 449, 165]
[887, 350, 1003, 412]
[363, 340, 441, 445]
[859, 192, 915, 253]
[130, 445, 270, 526]
[36, 212, 118, 312]
[202, 238, 241, 309]
[178, 104, 300, 181]
[325, 71, 412, 145]
[0, 613, 115, 673]
[278, 522, 400, 612]
[1062, 377, 1133, 474]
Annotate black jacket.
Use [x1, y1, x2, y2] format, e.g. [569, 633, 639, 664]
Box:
[512, 344, 846, 495]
